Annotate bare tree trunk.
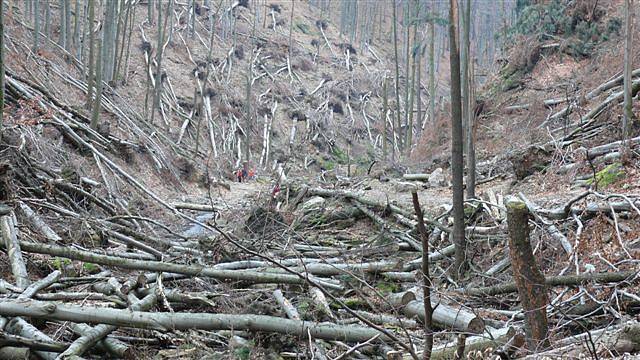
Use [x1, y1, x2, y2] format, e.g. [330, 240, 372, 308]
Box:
[151, 1, 169, 125]
[416, 18, 422, 140]
[623, 0, 635, 151]
[407, 0, 421, 155]
[115, 0, 133, 85]
[148, 0, 154, 23]
[466, 58, 476, 199]
[505, 197, 550, 351]
[392, 1, 402, 157]
[460, 0, 470, 186]
[85, 0, 95, 110]
[190, 0, 196, 38]
[111, 0, 125, 84]
[428, 4, 435, 129]
[64, 0, 72, 50]
[90, 39, 103, 130]
[45, 0, 51, 42]
[58, 0, 66, 48]
[0, 0, 4, 142]
[382, 76, 388, 159]
[448, 0, 467, 280]
[288, 0, 295, 57]
[72, 0, 80, 54]
[33, 0, 40, 50]
[403, 0, 412, 154]
[123, 2, 136, 84]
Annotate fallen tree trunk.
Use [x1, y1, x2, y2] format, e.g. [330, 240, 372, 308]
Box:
[18, 242, 335, 287]
[1, 212, 30, 290]
[5, 317, 58, 360]
[463, 271, 638, 296]
[587, 135, 640, 159]
[403, 300, 484, 334]
[428, 327, 521, 360]
[17, 201, 62, 242]
[389, 294, 484, 334]
[521, 322, 640, 358]
[402, 173, 429, 181]
[0, 332, 67, 352]
[171, 202, 222, 212]
[403, 244, 456, 271]
[0, 299, 391, 343]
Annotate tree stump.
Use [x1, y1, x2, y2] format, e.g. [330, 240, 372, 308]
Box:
[505, 196, 550, 351]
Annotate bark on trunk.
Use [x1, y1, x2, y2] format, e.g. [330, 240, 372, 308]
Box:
[448, 0, 467, 279]
[18, 242, 324, 286]
[0, 299, 391, 343]
[505, 197, 550, 350]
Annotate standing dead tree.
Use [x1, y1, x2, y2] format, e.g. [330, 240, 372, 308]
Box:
[505, 196, 550, 351]
[623, 0, 635, 152]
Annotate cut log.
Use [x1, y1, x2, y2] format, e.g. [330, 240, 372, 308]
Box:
[389, 294, 484, 334]
[0, 299, 391, 343]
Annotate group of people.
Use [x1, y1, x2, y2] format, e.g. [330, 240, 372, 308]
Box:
[235, 163, 255, 182]
[233, 160, 283, 204]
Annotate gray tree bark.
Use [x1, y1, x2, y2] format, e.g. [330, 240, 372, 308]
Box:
[0, 299, 391, 343]
[448, 0, 467, 280]
[623, 0, 635, 150]
[0, 0, 4, 141]
[392, 0, 402, 157]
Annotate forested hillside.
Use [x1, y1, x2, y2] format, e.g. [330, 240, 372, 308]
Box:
[0, 0, 639, 359]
